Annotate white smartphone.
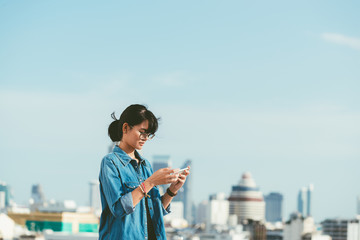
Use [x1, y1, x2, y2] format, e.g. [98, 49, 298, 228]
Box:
[171, 167, 189, 175]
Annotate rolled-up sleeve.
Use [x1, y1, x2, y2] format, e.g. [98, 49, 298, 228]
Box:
[100, 157, 135, 218]
[161, 199, 171, 216]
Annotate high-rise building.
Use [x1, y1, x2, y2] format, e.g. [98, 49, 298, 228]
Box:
[174, 159, 193, 225]
[191, 203, 197, 226]
[321, 219, 350, 240]
[228, 172, 265, 223]
[265, 192, 283, 223]
[206, 193, 229, 229]
[297, 187, 307, 217]
[307, 184, 314, 217]
[152, 155, 172, 195]
[163, 201, 184, 224]
[297, 184, 314, 217]
[30, 184, 46, 212]
[284, 212, 316, 240]
[0, 181, 11, 210]
[89, 180, 101, 215]
[31, 184, 45, 204]
[348, 218, 360, 240]
[243, 220, 267, 240]
[196, 200, 208, 225]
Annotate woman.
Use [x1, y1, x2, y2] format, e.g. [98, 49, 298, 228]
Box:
[98, 104, 190, 240]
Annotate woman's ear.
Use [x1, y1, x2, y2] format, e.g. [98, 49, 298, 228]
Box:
[122, 123, 128, 134]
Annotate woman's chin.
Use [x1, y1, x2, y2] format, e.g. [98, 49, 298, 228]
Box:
[136, 145, 144, 150]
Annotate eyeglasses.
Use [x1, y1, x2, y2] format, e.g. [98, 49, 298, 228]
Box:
[129, 126, 155, 140]
[139, 131, 155, 141]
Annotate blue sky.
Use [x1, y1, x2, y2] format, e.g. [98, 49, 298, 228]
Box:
[0, 0, 359, 222]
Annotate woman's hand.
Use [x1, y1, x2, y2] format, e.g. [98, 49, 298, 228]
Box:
[146, 168, 179, 187]
[168, 166, 190, 194]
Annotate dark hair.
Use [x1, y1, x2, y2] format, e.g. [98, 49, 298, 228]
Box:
[108, 104, 159, 142]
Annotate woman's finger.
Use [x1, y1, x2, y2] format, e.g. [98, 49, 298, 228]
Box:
[169, 176, 178, 183]
[181, 170, 189, 176]
[178, 175, 185, 180]
[177, 176, 185, 182]
[162, 168, 176, 175]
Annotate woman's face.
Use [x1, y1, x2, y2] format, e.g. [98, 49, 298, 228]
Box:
[123, 120, 150, 150]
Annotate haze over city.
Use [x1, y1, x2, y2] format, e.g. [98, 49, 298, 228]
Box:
[0, 0, 359, 223]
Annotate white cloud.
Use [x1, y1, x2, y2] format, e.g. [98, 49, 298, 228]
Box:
[321, 32, 360, 50]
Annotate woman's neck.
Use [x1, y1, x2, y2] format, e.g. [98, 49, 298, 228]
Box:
[118, 142, 136, 160]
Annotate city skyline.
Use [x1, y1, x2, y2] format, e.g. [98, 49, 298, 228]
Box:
[1, 0, 359, 222]
[1, 150, 359, 222]
[1, 165, 359, 223]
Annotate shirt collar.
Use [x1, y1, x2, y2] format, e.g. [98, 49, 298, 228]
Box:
[113, 145, 147, 166]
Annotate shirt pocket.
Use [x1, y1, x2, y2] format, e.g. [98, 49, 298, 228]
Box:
[124, 181, 139, 193]
[149, 185, 161, 199]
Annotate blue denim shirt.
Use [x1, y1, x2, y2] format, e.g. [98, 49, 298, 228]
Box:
[98, 146, 170, 239]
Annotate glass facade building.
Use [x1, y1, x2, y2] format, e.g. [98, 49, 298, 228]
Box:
[265, 192, 283, 223]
